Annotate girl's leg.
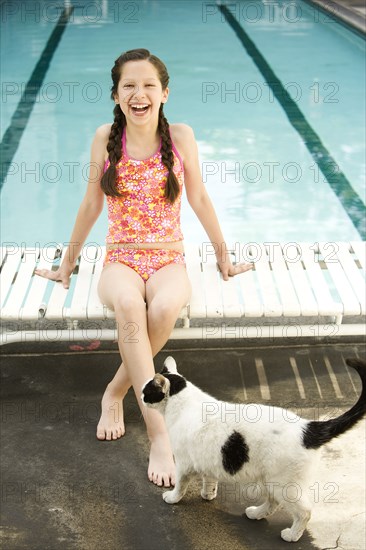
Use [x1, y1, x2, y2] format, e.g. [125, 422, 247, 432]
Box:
[144, 263, 191, 485]
[97, 262, 191, 487]
[96, 362, 130, 440]
[96, 326, 178, 441]
[96, 265, 191, 442]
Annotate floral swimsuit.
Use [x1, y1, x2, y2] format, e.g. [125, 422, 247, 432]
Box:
[103, 127, 185, 282]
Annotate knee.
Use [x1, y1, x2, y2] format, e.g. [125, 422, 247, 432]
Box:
[148, 297, 183, 327]
[113, 293, 146, 319]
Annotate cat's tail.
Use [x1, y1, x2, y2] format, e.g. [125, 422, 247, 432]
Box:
[302, 357, 366, 449]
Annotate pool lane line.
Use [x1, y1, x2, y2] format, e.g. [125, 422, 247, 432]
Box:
[219, 3, 366, 240]
[0, 5, 74, 192]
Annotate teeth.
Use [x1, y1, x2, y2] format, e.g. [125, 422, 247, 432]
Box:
[131, 104, 149, 109]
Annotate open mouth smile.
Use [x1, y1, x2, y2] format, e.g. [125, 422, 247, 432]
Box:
[129, 104, 151, 115]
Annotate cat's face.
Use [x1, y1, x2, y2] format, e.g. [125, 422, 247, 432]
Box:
[141, 373, 171, 409]
[141, 357, 187, 410]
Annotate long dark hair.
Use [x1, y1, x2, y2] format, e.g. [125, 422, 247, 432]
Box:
[100, 48, 180, 203]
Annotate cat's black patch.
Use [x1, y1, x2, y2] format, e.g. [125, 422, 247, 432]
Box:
[221, 431, 249, 475]
[160, 371, 187, 396]
[142, 381, 166, 404]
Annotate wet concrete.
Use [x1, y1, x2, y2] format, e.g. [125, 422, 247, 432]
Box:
[1, 342, 365, 550]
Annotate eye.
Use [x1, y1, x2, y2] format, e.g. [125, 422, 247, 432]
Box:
[146, 84, 155, 87]
[123, 84, 134, 89]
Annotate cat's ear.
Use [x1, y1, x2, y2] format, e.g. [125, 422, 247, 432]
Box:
[161, 356, 178, 374]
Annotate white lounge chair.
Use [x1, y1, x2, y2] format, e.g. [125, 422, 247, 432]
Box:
[1, 242, 365, 346]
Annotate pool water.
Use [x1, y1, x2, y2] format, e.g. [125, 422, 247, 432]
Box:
[1, 0, 365, 248]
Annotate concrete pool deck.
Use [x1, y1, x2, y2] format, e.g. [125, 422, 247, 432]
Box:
[1, 341, 365, 550]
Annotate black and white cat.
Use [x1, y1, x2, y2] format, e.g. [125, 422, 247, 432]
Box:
[141, 356, 366, 542]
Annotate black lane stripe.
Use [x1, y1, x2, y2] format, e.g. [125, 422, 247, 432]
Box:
[0, 6, 74, 192]
[219, 3, 366, 240]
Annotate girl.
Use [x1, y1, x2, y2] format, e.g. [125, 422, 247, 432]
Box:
[35, 49, 253, 488]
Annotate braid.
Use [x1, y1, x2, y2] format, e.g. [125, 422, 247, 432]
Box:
[158, 105, 180, 203]
[100, 105, 126, 196]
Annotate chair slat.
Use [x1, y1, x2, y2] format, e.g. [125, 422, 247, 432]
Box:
[70, 246, 97, 319]
[87, 246, 116, 319]
[21, 247, 58, 320]
[351, 241, 366, 271]
[0, 249, 22, 309]
[318, 242, 360, 316]
[336, 242, 365, 315]
[285, 244, 319, 316]
[87, 246, 109, 319]
[185, 243, 206, 318]
[201, 254, 223, 318]
[238, 268, 263, 317]
[233, 245, 263, 317]
[45, 247, 70, 319]
[299, 243, 342, 316]
[2, 248, 39, 320]
[0, 247, 6, 268]
[221, 276, 243, 318]
[255, 244, 282, 316]
[269, 245, 301, 317]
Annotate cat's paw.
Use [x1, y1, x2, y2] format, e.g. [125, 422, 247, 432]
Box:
[281, 528, 303, 542]
[201, 486, 217, 501]
[245, 506, 263, 520]
[163, 490, 182, 504]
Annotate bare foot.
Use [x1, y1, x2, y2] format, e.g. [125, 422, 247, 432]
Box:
[96, 383, 126, 441]
[148, 432, 176, 487]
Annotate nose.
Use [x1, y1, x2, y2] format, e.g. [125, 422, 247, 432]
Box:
[131, 84, 145, 100]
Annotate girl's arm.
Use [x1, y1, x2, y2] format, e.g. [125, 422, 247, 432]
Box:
[173, 124, 253, 280]
[35, 124, 109, 288]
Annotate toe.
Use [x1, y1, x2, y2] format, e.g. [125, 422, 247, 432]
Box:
[96, 429, 106, 440]
[162, 474, 171, 488]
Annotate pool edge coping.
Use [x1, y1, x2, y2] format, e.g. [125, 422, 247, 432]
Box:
[306, 0, 366, 35]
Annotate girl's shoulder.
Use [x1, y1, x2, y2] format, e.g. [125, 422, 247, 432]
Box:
[95, 122, 113, 140]
[169, 123, 194, 140]
[169, 123, 196, 162]
[95, 123, 113, 163]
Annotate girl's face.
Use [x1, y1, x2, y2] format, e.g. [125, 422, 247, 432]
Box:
[115, 60, 169, 125]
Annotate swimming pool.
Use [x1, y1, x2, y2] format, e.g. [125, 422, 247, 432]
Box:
[1, 0, 365, 248]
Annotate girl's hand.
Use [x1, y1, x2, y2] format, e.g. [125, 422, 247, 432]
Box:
[34, 264, 75, 289]
[217, 260, 253, 281]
